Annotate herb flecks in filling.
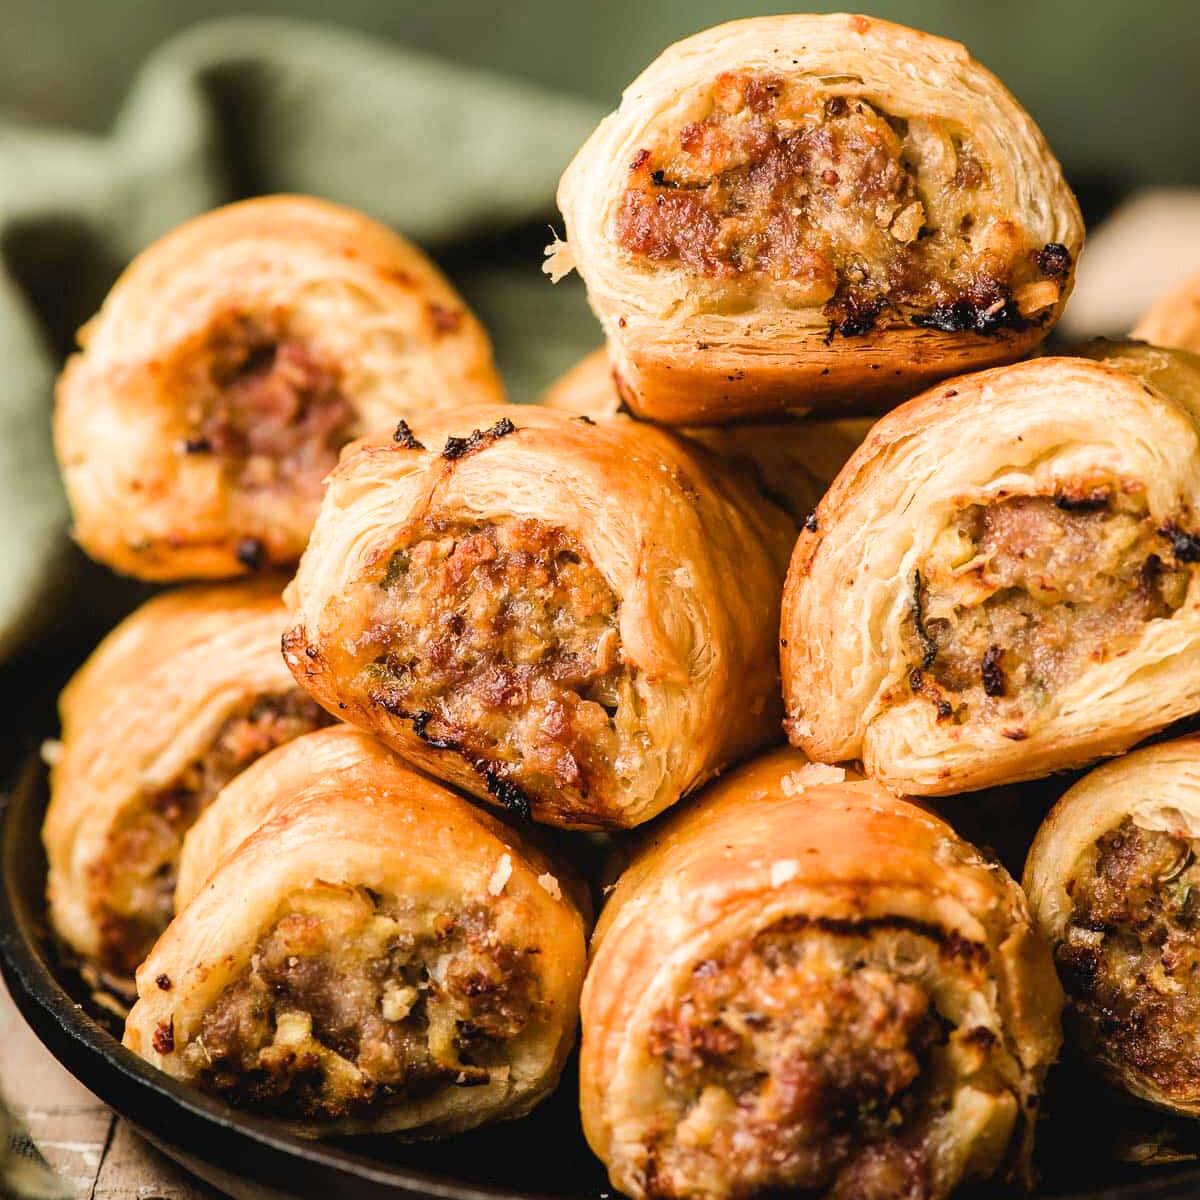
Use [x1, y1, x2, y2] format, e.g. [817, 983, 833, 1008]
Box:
[92, 692, 330, 975]
[642, 921, 1006, 1200]
[1058, 817, 1200, 1099]
[178, 884, 540, 1120]
[183, 313, 356, 501]
[903, 490, 1192, 722]
[615, 72, 1067, 336]
[357, 518, 625, 819]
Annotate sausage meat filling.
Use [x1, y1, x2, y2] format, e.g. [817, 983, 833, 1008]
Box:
[1058, 816, 1200, 1100]
[903, 490, 1192, 724]
[92, 691, 330, 975]
[356, 518, 626, 820]
[641, 920, 1012, 1200]
[616, 72, 1069, 335]
[182, 314, 355, 502]
[176, 884, 540, 1119]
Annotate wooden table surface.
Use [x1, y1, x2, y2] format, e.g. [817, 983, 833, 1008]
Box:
[1, 973, 224, 1200]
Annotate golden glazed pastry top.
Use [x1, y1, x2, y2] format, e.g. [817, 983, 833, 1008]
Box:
[55, 194, 504, 580]
[783, 341, 1200, 795]
[550, 14, 1083, 423]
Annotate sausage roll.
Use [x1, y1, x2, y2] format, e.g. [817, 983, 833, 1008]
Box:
[1133, 270, 1200, 354]
[43, 580, 331, 980]
[540, 347, 872, 520]
[582, 748, 1062, 1200]
[283, 404, 794, 829]
[125, 726, 587, 1135]
[547, 14, 1083, 424]
[782, 341, 1200, 795]
[55, 195, 504, 580]
[1025, 735, 1200, 1114]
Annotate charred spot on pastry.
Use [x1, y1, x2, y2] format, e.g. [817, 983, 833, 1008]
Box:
[981, 644, 1006, 697]
[392, 419, 425, 450]
[575, 414, 596, 426]
[156, 973, 172, 991]
[441, 418, 517, 461]
[824, 293, 883, 341]
[153, 1019, 175, 1054]
[410, 710, 461, 753]
[477, 764, 532, 822]
[1055, 488, 1110, 512]
[181, 434, 213, 455]
[912, 294, 1028, 336]
[935, 699, 954, 721]
[911, 570, 938, 670]
[1035, 242, 1073, 280]
[235, 536, 266, 571]
[803, 511, 819, 532]
[427, 302, 463, 335]
[1163, 526, 1200, 563]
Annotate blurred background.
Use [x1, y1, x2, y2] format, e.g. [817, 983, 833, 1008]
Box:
[5, 0, 1196, 195]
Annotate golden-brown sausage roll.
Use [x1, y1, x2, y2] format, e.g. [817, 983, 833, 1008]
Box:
[43, 580, 331, 979]
[1025, 735, 1200, 1114]
[1133, 271, 1200, 354]
[55, 195, 504, 580]
[547, 14, 1083, 424]
[582, 749, 1062, 1199]
[125, 726, 587, 1136]
[540, 347, 872, 520]
[782, 341, 1200, 795]
[283, 404, 794, 829]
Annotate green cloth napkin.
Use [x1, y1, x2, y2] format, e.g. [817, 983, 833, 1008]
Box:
[0, 16, 603, 664]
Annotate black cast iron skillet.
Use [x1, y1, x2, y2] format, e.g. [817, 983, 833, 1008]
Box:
[6, 737, 1200, 1199]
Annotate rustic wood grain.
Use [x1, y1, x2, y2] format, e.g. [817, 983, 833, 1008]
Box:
[1, 974, 223, 1199]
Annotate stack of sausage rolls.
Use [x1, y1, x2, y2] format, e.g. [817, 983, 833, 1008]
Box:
[38, 12, 1200, 1200]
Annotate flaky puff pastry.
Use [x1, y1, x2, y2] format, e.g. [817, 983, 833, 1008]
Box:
[547, 14, 1083, 425]
[582, 749, 1061, 1200]
[55, 195, 504, 580]
[43, 579, 329, 979]
[783, 341, 1200, 796]
[540, 347, 871, 520]
[283, 403, 793, 829]
[1025, 735, 1200, 1114]
[125, 726, 586, 1136]
[1133, 271, 1200, 354]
